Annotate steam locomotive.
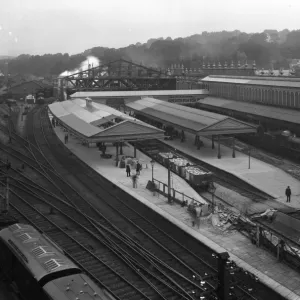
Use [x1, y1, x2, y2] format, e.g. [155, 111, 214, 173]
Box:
[0, 223, 116, 300]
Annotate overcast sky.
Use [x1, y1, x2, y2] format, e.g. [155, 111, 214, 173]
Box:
[0, 0, 299, 56]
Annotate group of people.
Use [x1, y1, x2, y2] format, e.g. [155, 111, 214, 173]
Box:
[126, 161, 142, 177]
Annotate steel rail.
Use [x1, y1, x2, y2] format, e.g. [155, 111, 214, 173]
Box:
[39, 108, 264, 300]
[8, 180, 204, 300]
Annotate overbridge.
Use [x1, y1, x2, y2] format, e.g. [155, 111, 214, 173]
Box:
[57, 59, 202, 100]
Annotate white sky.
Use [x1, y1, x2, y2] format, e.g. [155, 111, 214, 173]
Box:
[0, 0, 299, 56]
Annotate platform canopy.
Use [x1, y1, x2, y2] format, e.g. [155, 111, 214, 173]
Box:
[71, 89, 209, 99]
[199, 97, 300, 125]
[126, 97, 257, 136]
[202, 75, 300, 88]
[48, 99, 165, 143]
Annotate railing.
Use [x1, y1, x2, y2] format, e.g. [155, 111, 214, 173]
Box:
[255, 221, 300, 270]
[152, 178, 203, 205]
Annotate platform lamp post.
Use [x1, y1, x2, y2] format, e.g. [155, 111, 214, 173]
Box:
[248, 147, 251, 169]
[0, 162, 11, 214]
[167, 153, 172, 204]
[208, 182, 216, 213]
[150, 159, 155, 183]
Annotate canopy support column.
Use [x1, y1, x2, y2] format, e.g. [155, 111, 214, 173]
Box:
[232, 137, 235, 158]
[181, 130, 185, 143]
[197, 136, 201, 150]
[218, 135, 221, 159]
[116, 142, 119, 166]
[120, 142, 123, 155]
[212, 135, 215, 149]
[194, 135, 197, 145]
[134, 142, 137, 158]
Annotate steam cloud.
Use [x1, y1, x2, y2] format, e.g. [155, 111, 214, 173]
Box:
[59, 56, 101, 77]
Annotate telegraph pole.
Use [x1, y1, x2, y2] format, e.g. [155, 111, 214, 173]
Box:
[168, 155, 171, 203]
[0, 162, 11, 213]
[248, 147, 251, 169]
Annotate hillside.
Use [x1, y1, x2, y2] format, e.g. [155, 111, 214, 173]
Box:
[0, 29, 299, 77]
[0, 56, 15, 60]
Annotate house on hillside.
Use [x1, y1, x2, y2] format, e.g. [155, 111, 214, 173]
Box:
[7, 74, 28, 87]
[3, 80, 54, 100]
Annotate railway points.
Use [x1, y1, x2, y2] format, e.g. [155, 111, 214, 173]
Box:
[51, 118, 300, 300]
[0, 105, 246, 300]
[1, 101, 300, 299]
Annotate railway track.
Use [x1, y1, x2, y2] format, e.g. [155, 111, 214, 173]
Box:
[0, 104, 286, 300]
[1, 161, 218, 299]
[132, 139, 297, 216]
[6, 183, 149, 300]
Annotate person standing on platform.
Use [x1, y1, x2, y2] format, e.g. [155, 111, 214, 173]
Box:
[64, 132, 68, 144]
[285, 186, 291, 203]
[126, 164, 131, 177]
[136, 162, 141, 175]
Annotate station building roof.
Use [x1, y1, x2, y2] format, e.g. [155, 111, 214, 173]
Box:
[199, 97, 300, 125]
[70, 89, 208, 99]
[202, 75, 300, 88]
[48, 99, 165, 142]
[126, 97, 257, 136]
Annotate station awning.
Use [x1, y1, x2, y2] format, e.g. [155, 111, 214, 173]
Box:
[126, 97, 257, 136]
[71, 89, 208, 99]
[48, 99, 165, 142]
[199, 97, 300, 125]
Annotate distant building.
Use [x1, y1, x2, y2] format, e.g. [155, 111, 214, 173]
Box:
[169, 61, 256, 79]
[201, 75, 300, 109]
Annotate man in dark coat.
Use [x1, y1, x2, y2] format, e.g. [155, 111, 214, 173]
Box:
[136, 162, 141, 175]
[285, 186, 291, 203]
[126, 165, 131, 177]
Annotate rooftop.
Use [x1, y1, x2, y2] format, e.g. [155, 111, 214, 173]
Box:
[0, 223, 78, 281]
[202, 75, 300, 88]
[199, 97, 300, 125]
[126, 97, 257, 136]
[48, 99, 165, 141]
[71, 89, 208, 99]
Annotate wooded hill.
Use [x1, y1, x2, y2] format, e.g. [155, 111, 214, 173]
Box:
[1, 29, 299, 77]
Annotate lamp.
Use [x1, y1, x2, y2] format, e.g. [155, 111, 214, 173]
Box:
[150, 159, 155, 182]
[167, 153, 172, 203]
[248, 147, 251, 169]
[208, 182, 216, 213]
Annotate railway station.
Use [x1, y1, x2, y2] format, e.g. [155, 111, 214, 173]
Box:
[2, 58, 300, 300]
[49, 103, 300, 300]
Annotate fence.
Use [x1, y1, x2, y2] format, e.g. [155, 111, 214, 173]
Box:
[152, 178, 202, 205]
[256, 222, 300, 270]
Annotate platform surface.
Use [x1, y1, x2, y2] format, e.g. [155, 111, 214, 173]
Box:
[162, 131, 300, 208]
[53, 124, 300, 300]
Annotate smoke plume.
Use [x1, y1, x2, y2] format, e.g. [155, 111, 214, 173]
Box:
[59, 56, 101, 77]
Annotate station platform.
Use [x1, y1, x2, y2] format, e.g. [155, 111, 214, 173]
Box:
[52, 124, 300, 300]
[162, 131, 300, 209]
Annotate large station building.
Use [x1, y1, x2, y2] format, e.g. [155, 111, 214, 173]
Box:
[202, 75, 300, 109]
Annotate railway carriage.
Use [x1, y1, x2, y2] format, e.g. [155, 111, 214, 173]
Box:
[0, 223, 116, 300]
